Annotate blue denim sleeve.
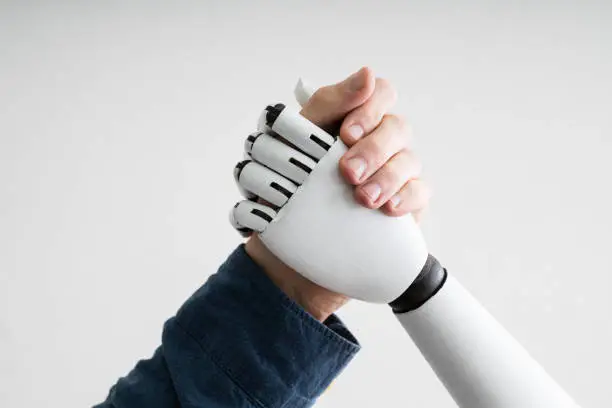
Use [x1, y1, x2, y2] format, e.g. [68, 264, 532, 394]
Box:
[94, 244, 360, 408]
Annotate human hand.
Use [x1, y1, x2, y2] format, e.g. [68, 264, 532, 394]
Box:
[300, 67, 430, 220]
[236, 67, 431, 321]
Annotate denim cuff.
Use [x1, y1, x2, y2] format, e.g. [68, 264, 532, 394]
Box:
[175, 244, 360, 408]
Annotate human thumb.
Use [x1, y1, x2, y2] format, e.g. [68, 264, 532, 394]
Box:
[299, 66, 375, 130]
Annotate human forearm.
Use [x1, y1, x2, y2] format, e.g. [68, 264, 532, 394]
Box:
[95, 245, 359, 408]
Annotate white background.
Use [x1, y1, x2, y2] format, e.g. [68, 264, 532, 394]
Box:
[1, 1, 611, 407]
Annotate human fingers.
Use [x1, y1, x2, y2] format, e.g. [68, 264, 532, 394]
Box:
[339, 114, 411, 185]
[339, 77, 398, 146]
[354, 149, 422, 209]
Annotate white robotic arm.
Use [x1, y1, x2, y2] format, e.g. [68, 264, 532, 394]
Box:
[229, 83, 580, 407]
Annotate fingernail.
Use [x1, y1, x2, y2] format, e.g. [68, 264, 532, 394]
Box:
[390, 194, 402, 208]
[348, 69, 366, 92]
[347, 124, 364, 141]
[362, 183, 381, 202]
[346, 157, 366, 180]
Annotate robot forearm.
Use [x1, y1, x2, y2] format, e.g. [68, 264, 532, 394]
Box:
[385, 249, 578, 406]
[396, 271, 578, 407]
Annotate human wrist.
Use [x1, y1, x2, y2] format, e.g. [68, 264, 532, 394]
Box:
[245, 235, 349, 321]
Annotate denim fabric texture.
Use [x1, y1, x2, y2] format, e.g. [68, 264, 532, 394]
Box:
[94, 244, 360, 408]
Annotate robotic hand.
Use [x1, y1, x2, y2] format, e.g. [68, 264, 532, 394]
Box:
[229, 81, 580, 408]
[231, 101, 431, 304]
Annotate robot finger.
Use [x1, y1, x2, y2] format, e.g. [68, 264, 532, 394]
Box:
[262, 103, 336, 161]
[257, 109, 272, 134]
[245, 131, 316, 185]
[233, 160, 258, 200]
[230, 200, 277, 236]
[234, 160, 297, 208]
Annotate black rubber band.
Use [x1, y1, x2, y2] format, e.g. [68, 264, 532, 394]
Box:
[388, 254, 447, 314]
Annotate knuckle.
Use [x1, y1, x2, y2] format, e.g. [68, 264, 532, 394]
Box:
[368, 134, 389, 164]
[375, 77, 398, 104]
[395, 114, 409, 132]
[382, 163, 403, 187]
[384, 114, 411, 146]
[346, 100, 382, 130]
[381, 152, 413, 188]
[382, 113, 401, 129]
[360, 105, 384, 129]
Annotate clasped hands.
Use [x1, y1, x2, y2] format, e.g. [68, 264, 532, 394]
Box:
[231, 67, 431, 321]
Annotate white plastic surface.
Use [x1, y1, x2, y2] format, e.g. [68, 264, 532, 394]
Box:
[270, 108, 335, 160]
[396, 275, 580, 408]
[238, 161, 297, 207]
[230, 200, 276, 233]
[259, 140, 429, 303]
[249, 132, 315, 185]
